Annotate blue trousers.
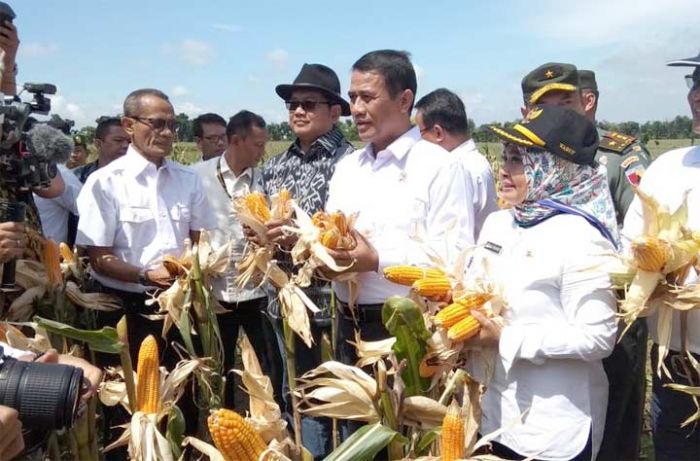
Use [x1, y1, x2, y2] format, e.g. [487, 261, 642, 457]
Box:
[651, 344, 700, 461]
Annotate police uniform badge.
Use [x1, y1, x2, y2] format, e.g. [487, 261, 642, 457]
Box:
[625, 163, 645, 186]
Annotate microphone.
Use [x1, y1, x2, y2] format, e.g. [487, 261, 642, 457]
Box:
[25, 123, 75, 165]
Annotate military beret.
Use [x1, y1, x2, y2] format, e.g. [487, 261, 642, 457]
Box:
[578, 70, 597, 91]
[488, 105, 599, 166]
[73, 135, 86, 147]
[521, 62, 579, 105]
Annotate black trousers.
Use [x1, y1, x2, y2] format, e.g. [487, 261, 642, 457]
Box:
[217, 297, 281, 410]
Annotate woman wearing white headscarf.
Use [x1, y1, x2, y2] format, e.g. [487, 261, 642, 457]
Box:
[467, 106, 618, 461]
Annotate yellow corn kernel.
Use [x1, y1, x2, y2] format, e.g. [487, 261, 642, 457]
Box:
[413, 276, 451, 298]
[43, 239, 62, 286]
[447, 314, 481, 342]
[435, 303, 472, 328]
[320, 228, 341, 249]
[441, 400, 465, 461]
[136, 335, 160, 415]
[208, 408, 266, 461]
[245, 192, 272, 223]
[59, 242, 74, 264]
[631, 236, 669, 272]
[383, 265, 446, 286]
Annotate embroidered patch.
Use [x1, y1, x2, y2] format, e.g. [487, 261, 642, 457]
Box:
[620, 155, 640, 169]
[484, 241, 502, 255]
[625, 164, 645, 186]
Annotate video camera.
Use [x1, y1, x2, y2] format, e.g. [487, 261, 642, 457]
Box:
[0, 346, 86, 430]
[0, 82, 59, 191]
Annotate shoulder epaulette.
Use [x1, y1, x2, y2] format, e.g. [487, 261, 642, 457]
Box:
[599, 131, 637, 153]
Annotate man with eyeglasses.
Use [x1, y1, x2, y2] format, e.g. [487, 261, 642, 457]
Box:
[258, 62, 354, 459]
[76, 88, 214, 365]
[193, 113, 227, 162]
[623, 52, 700, 461]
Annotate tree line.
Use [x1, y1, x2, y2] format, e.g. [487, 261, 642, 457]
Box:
[69, 113, 695, 145]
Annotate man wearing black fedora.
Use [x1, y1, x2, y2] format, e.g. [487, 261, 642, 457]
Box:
[259, 62, 354, 459]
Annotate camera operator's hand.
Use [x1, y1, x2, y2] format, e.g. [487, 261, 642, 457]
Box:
[0, 406, 23, 461]
[0, 20, 18, 97]
[35, 350, 103, 400]
[0, 222, 25, 264]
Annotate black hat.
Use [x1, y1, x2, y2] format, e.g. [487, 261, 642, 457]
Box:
[521, 62, 579, 105]
[667, 51, 700, 67]
[488, 105, 599, 165]
[275, 63, 350, 116]
[578, 70, 597, 91]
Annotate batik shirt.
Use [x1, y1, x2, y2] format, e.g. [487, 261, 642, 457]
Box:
[262, 126, 353, 216]
[262, 126, 354, 317]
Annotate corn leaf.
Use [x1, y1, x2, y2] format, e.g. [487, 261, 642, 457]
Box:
[381, 296, 431, 396]
[166, 406, 185, 459]
[323, 422, 405, 461]
[34, 316, 124, 354]
[415, 426, 441, 455]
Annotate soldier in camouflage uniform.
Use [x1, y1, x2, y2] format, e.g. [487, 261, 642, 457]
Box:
[521, 63, 650, 461]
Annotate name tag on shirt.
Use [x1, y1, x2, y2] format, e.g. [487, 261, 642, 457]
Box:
[484, 241, 502, 255]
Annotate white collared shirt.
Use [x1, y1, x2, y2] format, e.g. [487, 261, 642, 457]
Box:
[34, 164, 83, 244]
[452, 139, 499, 240]
[191, 155, 266, 303]
[326, 126, 474, 305]
[623, 145, 700, 354]
[76, 145, 215, 292]
[472, 210, 617, 461]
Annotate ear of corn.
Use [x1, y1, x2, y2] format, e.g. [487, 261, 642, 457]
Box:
[631, 236, 669, 272]
[383, 265, 446, 286]
[441, 400, 465, 461]
[43, 239, 62, 285]
[136, 335, 160, 415]
[245, 192, 272, 223]
[448, 314, 481, 342]
[435, 293, 491, 328]
[413, 276, 451, 298]
[208, 408, 267, 461]
[312, 210, 356, 250]
[59, 242, 74, 264]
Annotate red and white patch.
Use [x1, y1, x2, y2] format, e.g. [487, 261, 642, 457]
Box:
[625, 164, 645, 186]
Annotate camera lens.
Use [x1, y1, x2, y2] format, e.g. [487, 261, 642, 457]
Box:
[0, 359, 84, 429]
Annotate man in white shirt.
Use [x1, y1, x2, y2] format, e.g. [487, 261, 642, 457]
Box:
[193, 113, 227, 162]
[191, 110, 281, 409]
[623, 52, 700, 461]
[76, 88, 214, 361]
[325, 49, 473, 370]
[415, 88, 497, 240]
[34, 164, 82, 244]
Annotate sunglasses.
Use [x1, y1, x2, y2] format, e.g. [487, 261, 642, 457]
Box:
[131, 116, 176, 132]
[285, 100, 331, 112]
[203, 134, 226, 143]
[685, 70, 700, 90]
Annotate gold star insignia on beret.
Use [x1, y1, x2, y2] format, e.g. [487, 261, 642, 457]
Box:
[545, 70, 555, 79]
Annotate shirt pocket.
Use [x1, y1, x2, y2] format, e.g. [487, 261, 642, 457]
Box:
[169, 204, 192, 222]
[120, 205, 153, 224]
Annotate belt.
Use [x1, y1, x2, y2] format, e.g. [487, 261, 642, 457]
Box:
[337, 300, 384, 323]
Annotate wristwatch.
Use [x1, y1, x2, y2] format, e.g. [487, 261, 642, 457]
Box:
[137, 268, 149, 286]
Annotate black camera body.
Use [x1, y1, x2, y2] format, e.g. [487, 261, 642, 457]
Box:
[0, 347, 85, 430]
[0, 83, 59, 191]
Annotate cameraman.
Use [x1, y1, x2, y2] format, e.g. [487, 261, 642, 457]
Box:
[0, 19, 65, 261]
[0, 343, 102, 461]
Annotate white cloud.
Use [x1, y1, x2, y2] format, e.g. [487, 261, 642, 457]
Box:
[49, 94, 88, 126]
[172, 85, 189, 97]
[414, 64, 426, 80]
[213, 23, 242, 32]
[21, 42, 59, 58]
[533, 0, 697, 47]
[266, 48, 289, 70]
[176, 101, 203, 116]
[163, 39, 215, 67]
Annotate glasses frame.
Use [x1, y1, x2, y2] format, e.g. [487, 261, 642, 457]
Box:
[202, 134, 227, 143]
[130, 116, 176, 133]
[285, 100, 332, 112]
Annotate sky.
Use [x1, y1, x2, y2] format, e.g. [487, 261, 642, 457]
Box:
[12, 0, 700, 129]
